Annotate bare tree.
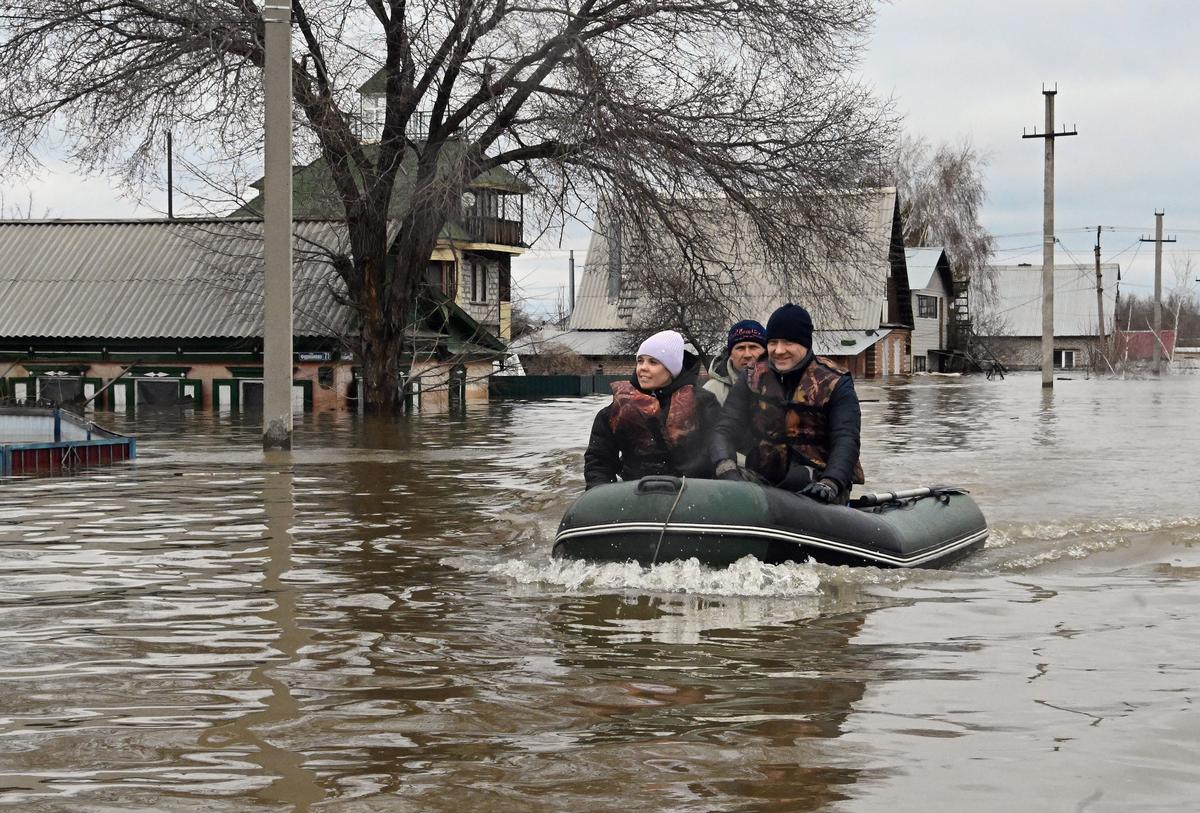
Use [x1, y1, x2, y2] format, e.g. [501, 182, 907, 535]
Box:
[891, 134, 997, 307]
[0, 0, 895, 411]
[0, 189, 48, 219]
[1169, 254, 1199, 340]
[614, 251, 741, 365]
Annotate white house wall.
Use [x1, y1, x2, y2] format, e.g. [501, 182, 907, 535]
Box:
[911, 278, 952, 362]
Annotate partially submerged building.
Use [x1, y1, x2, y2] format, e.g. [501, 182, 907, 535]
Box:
[525, 188, 914, 378]
[232, 71, 530, 344]
[974, 263, 1119, 370]
[0, 219, 504, 411]
[906, 247, 956, 372]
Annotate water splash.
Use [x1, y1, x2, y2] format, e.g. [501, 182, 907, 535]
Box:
[493, 554, 851, 597]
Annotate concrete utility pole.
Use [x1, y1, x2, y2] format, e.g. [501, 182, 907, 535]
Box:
[1023, 87, 1077, 388]
[262, 2, 294, 449]
[166, 131, 174, 219]
[1140, 211, 1177, 375]
[568, 250, 576, 313]
[1093, 226, 1106, 342]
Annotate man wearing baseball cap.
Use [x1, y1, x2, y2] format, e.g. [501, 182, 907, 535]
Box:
[710, 303, 864, 504]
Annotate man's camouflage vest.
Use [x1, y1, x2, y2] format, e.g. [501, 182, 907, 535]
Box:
[743, 357, 865, 486]
[608, 380, 701, 469]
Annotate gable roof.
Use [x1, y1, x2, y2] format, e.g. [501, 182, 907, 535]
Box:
[569, 188, 910, 335]
[0, 219, 503, 353]
[231, 140, 530, 219]
[983, 263, 1119, 337]
[906, 247, 953, 294]
[0, 219, 353, 340]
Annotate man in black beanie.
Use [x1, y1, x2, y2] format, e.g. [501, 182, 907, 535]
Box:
[704, 319, 768, 406]
[711, 303, 864, 504]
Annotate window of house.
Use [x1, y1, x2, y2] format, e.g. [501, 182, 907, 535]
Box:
[1053, 349, 1077, 369]
[425, 262, 443, 291]
[913, 355, 927, 373]
[361, 94, 386, 141]
[471, 262, 489, 303]
[425, 261, 457, 299]
[917, 294, 939, 319]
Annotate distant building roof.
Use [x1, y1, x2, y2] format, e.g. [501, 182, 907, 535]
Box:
[511, 327, 628, 358]
[981, 263, 1120, 337]
[568, 188, 909, 335]
[812, 328, 891, 357]
[231, 140, 530, 219]
[512, 326, 891, 362]
[905, 246, 952, 292]
[0, 219, 355, 340]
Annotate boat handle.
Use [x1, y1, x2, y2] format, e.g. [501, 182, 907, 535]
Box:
[636, 476, 683, 495]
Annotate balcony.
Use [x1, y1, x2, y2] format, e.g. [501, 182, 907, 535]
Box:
[461, 214, 523, 247]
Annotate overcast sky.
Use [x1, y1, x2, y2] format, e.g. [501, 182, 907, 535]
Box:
[7, 0, 1198, 316]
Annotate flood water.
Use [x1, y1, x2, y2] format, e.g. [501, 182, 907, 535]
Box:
[2, 372, 1199, 812]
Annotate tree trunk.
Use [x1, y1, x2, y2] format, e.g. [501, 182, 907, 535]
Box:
[356, 254, 404, 414]
[352, 206, 442, 414]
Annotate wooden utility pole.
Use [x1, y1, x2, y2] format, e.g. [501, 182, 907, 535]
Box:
[262, 1, 293, 449]
[1023, 87, 1077, 388]
[1140, 211, 1177, 375]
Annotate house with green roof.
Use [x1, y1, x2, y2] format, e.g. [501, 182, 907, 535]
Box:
[230, 70, 530, 345]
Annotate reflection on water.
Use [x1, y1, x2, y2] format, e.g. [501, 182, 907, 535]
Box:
[1, 374, 1199, 810]
[1034, 387, 1057, 446]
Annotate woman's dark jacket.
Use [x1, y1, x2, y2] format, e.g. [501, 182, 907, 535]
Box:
[583, 353, 720, 489]
[711, 352, 863, 491]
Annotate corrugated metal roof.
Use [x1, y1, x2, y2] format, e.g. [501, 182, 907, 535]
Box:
[568, 189, 902, 334]
[566, 219, 625, 331]
[984, 263, 1119, 337]
[511, 327, 627, 357]
[740, 189, 899, 332]
[0, 219, 355, 339]
[812, 328, 890, 357]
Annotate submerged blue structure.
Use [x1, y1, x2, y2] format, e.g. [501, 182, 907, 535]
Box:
[0, 400, 135, 477]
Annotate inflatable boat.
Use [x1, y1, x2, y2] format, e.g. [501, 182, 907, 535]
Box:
[553, 476, 987, 569]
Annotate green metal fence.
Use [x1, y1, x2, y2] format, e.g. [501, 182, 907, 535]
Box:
[489, 374, 627, 399]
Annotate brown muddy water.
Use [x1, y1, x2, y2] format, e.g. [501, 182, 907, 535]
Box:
[2, 372, 1199, 812]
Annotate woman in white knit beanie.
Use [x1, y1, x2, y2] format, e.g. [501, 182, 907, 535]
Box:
[583, 330, 720, 489]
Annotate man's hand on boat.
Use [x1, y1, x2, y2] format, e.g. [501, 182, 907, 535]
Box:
[799, 478, 841, 504]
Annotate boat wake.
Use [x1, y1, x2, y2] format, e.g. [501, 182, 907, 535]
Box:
[968, 513, 1200, 573]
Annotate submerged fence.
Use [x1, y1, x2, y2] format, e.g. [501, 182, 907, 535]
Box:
[489, 374, 627, 400]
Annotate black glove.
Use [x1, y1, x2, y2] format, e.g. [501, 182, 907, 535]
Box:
[799, 479, 840, 504]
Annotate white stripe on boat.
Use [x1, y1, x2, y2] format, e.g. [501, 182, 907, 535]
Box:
[553, 523, 988, 568]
